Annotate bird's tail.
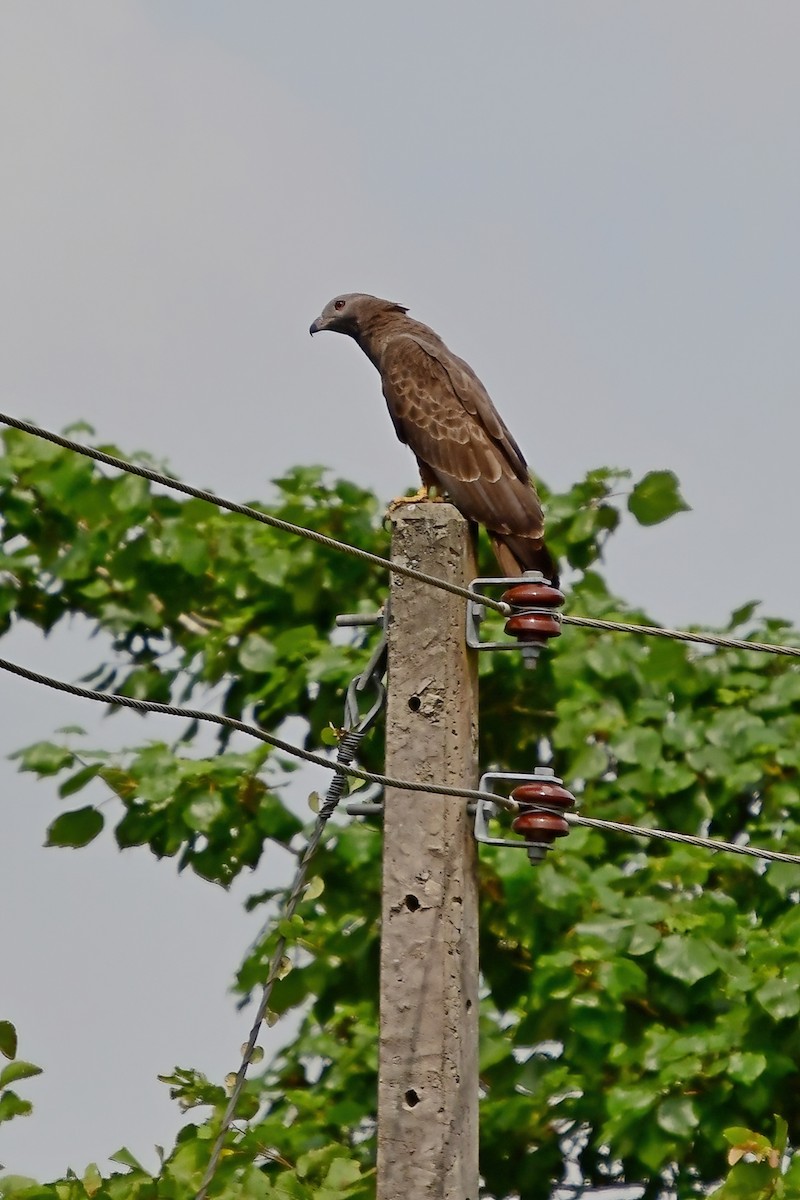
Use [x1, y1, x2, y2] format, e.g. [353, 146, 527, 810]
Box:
[489, 533, 560, 590]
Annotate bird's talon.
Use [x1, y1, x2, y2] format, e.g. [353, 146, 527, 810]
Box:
[386, 487, 432, 513]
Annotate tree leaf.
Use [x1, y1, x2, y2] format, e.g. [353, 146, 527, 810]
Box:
[305, 875, 325, 901]
[0, 1022, 17, 1060]
[0, 1060, 42, 1088]
[727, 1052, 767, 1085]
[0, 1089, 33, 1124]
[111, 473, 150, 512]
[82, 1162, 102, 1197]
[628, 470, 691, 525]
[756, 977, 800, 1021]
[238, 633, 278, 673]
[655, 934, 718, 984]
[58, 763, 101, 798]
[109, 1146, 147, 1172]
[183, 792, 227, 833]
[11, 741, 75, 776]
[45, 806, 104, 848]
[657, 1095, 699, 1136]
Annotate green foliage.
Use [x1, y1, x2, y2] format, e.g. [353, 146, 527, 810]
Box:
[0, 429, 384, 748]
[14, 737, 302, 886]
[1, 426, 800, 1198]
[709, 1118, 800, 1198]
[0, 1024, 42, 1131]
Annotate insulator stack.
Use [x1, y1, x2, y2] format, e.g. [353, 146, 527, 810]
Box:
[501, 573, 565, 668]
[510, 771, 575, 864]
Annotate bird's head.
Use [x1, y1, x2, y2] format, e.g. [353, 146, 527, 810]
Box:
[309, 293, 409, 337]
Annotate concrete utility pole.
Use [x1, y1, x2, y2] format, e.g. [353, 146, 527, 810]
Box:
[377, 502, 480, 1200]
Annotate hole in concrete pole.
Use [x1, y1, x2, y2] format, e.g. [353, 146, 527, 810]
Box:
[404, 1088, 420, 1107]
[405, 894, 420, 911]
[407, 694, 422, 712]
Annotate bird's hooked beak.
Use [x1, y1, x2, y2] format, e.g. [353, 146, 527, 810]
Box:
[309, 314, 326, 336]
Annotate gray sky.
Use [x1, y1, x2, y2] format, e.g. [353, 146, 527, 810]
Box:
[2, 1, 799, 1181]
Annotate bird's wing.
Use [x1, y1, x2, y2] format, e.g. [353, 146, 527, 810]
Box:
[421, 339, 531, 485]
[379, 333, 544, 538]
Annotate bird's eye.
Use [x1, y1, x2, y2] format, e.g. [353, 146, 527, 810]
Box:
[334, 299, 346, 311]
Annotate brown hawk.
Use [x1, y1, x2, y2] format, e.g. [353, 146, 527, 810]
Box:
[310, 293, 557, 584]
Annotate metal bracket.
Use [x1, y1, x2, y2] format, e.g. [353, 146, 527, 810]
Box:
[465, 578, 520, 652]
[474, 768, 565, 865]
[465, 572, 561, 668]
[344, 782, 384, 816]
[335, 611, 384, 628]
[336, 603, 389, 816]
[342, 604, 389, 736]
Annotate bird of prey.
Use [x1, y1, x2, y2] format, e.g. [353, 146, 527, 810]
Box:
[310, 293, 558, 585]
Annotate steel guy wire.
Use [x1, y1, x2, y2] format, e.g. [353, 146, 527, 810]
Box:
[198, 644, 389, 1198]
[1, 653, 799, 866]
[3, 411, 800, 660]
[194, 727, 364, 1200]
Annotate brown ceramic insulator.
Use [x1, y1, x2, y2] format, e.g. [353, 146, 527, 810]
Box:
[511, 781, 575, 810]
[511, 810, 570, 842]
[501, 581, 564, 647]
[504, 612, 562, 642]
[500, 582, 565, 609]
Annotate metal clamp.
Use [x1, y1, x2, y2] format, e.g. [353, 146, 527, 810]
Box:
[342, 604, 389, 737]
[475, 768, 575, 866]
[336, 604, 389, 815]
[465, 579, 522, 652]
[466, 572, 564, 669]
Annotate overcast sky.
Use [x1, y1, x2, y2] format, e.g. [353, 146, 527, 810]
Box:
[2, 1, 799, 1182]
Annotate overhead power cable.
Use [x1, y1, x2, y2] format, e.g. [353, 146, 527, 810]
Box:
[561, 613, 800, 659]
[1, 653, 798, 867]
[0, 413, 512, 617]
[567, 813, 800, 866]
[2, 412, 800, 660]
[0, 654, 516, 812]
